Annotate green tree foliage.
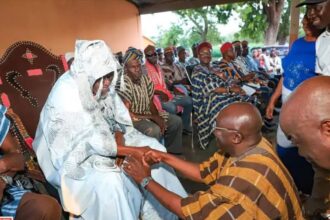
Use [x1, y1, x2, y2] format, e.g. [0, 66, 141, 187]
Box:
[175, 5, 233, 42]
[155, 0, 302, 49]
[277, 0, 290, 44]
[235, 2, 267, 43]
[155, 5, 233, 49]
[236, 0, 288, 45]
[157, 24, 184, 48]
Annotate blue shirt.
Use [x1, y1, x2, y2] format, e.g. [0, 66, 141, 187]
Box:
[282, 37, 317, 90]
[0, 153, 29, 217]
[245, 55, 259, 72]
[0, 104, 29, 217]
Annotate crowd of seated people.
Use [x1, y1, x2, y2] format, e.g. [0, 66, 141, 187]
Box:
[1, 0, 329, 219]
[115, 40, 278, 150]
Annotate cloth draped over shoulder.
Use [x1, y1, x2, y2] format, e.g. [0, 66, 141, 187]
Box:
[145, 60, 173, 100]
[33, 40, 187, 220]
[191, 64, 255, 149]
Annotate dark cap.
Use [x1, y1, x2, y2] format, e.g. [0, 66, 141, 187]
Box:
[296, 0, 327, 8]
[177, 46, 185, 53]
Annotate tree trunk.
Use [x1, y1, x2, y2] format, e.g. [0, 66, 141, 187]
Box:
[278, 35, 288, 45]
[263, 0, 285, 45]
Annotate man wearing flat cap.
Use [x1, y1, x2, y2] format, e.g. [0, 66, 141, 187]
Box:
[296, 1, 330, 219]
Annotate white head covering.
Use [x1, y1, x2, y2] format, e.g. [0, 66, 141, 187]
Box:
[64, 52, 74, 62]
[70, 40, 123, 111]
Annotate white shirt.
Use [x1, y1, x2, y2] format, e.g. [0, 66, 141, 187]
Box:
[269, 56, 283, 75]
[316, 29, 330, 75]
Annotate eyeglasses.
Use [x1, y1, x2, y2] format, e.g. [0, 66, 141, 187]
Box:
[214, 126, 239, 133]
[146, 53, 157, 58]
[199, 51, 211, 56]
[214, 126, 246, 139]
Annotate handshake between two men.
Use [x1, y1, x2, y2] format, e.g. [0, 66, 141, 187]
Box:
[123, 148, 198, 220]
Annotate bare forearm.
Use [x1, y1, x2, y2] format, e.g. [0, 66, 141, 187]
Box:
[145, 180, 185, 219]
[269, 77, 283, 105]
[150, 99, 160, 116]
[0, 153, 25, 173]
[116, 146, 140, 157]
[161, 152, 202, 182]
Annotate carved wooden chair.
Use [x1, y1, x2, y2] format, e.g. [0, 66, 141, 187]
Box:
[0, 41, 68, 202]
[0, 41, 68, 137]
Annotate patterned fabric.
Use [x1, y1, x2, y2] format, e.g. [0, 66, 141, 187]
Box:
[218, 59, 271, 105]
[144, 60, 173, 100]
[0, 104, 29, 218]
[123, 47, 143, 65]
[233, 56, 250, 76]
[117, 75, 154, 115]
[218, 59, 244, 81]
[187, 57, 200, 66]
[161, 62, 188, 83]
[1, 186, 28, 217]
[191, 64, 255, 149]
[0, 105, 10, 145]
[144, 61, 184, 113]
[282, 37, 317, 91]
[181, 138, 303, 220]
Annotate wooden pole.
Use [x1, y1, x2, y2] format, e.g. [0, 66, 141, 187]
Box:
[289, 0, 301, 48]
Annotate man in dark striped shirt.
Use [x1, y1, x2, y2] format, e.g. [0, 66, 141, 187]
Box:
[123, 102, 303, 220]
[117, 48, 183, 154]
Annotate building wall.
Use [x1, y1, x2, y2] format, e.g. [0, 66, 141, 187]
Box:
[0, 0, 142, 55]
[143, 36, 156, 49]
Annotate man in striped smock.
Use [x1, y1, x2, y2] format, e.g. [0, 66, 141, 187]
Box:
[191, 42, 255, 149]
[123, 102, 303, 220]
[117, 48, 183, 154]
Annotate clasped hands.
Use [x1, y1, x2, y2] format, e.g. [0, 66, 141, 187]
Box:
[122, 148, 163, 183]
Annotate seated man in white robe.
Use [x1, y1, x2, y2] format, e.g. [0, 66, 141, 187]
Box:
[33, 40, 187, 220]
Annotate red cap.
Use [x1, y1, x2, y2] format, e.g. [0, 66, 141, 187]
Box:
[197, 42, 212, 54]
[220, 42, 233, 54]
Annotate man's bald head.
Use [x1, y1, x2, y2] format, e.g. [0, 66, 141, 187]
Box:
[214, 102, 263, 156]
[216, 102, 263, 136]
[280, 76, 330, 169]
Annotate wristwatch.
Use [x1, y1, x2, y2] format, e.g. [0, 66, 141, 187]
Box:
[140, 176, 153, 189]
[0, 175, 13, 185]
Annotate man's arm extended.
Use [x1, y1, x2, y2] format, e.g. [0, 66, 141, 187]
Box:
[144, 150, 202, 182]
[123, 155, 185, 219]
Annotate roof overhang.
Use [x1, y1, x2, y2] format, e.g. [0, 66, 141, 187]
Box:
[128, 0, 246, 14]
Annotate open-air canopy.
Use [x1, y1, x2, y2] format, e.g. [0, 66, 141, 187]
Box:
[129, 0, 301, 45]
[129, 0, 245, 14]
